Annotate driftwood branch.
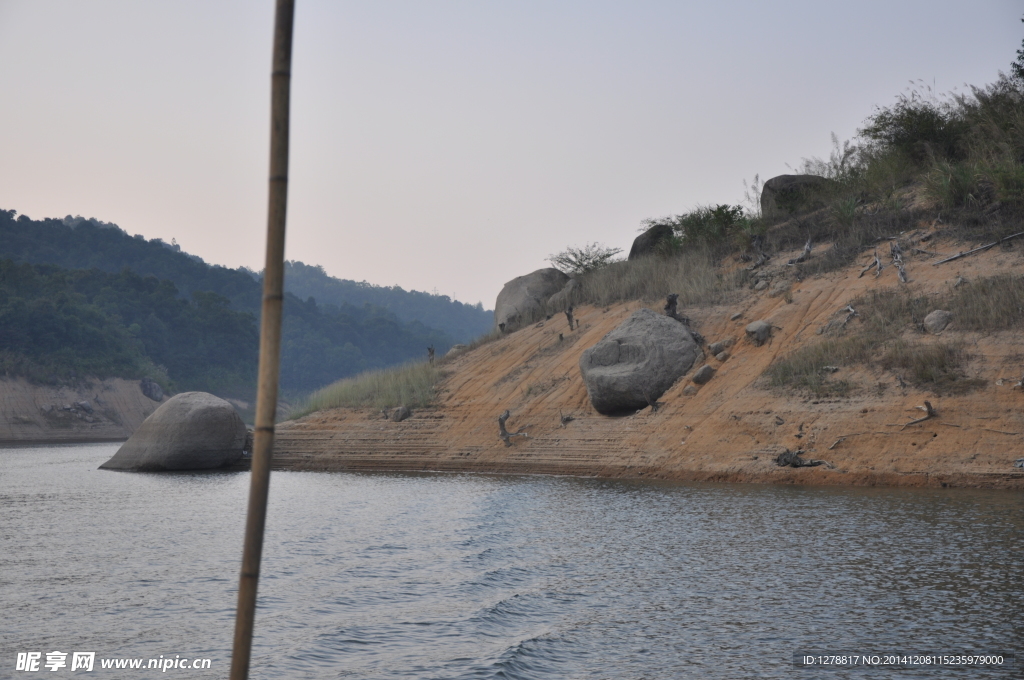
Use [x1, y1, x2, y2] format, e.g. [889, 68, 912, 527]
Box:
[932, 231, 1024, 265]
[900, 401, 937, 430]
[890, 241, 908, 283]
[775, 449, 834, 469]
[787, 238, 813, 265]
[859, 249, 885, 278]
[498, 409, 529, 446]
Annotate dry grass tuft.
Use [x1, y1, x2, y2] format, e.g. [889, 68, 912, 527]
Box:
[762, 276, 1021, 397]
[292, 361, 442, 419]
[568, 248, 738, 309]
[762, 336, 870, 397]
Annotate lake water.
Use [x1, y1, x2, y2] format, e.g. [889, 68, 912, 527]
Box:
[2, 443, 1021, 679]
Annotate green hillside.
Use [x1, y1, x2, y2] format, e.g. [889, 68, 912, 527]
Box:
[0, 210, 466, 396]
[283, 260, 492, 344]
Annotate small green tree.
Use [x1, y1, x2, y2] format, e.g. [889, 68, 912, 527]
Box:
[1013, 17, 1024, 81]
[548, 242, 623, 275]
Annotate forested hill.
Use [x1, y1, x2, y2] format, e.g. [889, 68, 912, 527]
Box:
[283, 261, 492, 344]
[0, 209, 460, 396]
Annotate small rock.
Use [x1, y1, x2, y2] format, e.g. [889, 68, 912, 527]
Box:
[730, 312, 743, 321]
[753, 279, 769, 291]
[707, 338, 735, 356]
[715, 351, 730, 362]
[768, 279, 791, 297]
[691, 364, 716, 385]
[682, 385, 699, 396]
[774, 449, 827, 468]
[446, 344, 468, 356]
[746, 320, 773, 346]
[924, 309, 952, 334]
[391, 406, 412, 422]
[75, 401, 94, 414]
[1014, 458, 1024, 468]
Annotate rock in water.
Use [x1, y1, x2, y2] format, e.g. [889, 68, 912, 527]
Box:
[494, 268, 570, 332]
[579, 308, 700, 414]
[924, 310, 952, 334]
[628, 222, 674, 260]
[99, 392, 246, 471]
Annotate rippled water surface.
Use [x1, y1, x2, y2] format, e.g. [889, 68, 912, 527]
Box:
[2, 444, 1022, 678]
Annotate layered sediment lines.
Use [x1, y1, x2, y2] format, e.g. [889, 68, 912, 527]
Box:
[275, 239, 1024, 489]
[0, 377, 164, 443]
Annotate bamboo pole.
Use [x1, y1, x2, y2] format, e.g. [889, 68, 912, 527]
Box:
[230, 2, 295, 678]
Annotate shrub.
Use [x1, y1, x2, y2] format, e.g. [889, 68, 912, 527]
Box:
[858, 87, 968, 163]
[548, 243, 623, 275]
[879, 340, 979, 394]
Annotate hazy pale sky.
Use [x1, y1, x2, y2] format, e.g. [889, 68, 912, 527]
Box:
[1, 1, 1020, 307]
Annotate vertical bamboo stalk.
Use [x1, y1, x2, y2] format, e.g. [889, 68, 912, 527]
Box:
[230, 1, 295, 678]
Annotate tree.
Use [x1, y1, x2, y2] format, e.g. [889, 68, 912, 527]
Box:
[547, 242, 622, 275]
[1013, 17, 1024, 81]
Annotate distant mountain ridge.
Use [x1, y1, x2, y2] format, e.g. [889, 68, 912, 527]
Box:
[282, 260, 492, 344]
[0, 209, 480, 396]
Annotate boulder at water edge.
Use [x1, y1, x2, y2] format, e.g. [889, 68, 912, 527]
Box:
[99, 392, 247, 471]
[579, 308, 701, 414]
[494, 268, 570, 331]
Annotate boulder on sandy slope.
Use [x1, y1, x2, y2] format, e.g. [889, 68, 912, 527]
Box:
[924, 310, 953, 334]
[708, 338, 735, 356]
[746, 320, 773, 346]
[140, 377, 164, 402]
[691, 364, 716, 385]
[546, 278, 579, 312]
[99, 392, 246, 471]
[494, 268, 570, 331]
[628, 223, 674, 260]
[579, 307, 701, 414]
[390, 405, 412, 422]
[760, 174, 833, 218]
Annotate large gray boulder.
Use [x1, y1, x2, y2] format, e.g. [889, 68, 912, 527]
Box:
[99, 392, 246, 471]
[494, 268, 570, 331]
[579, 308, 701, 414]
[924, 310, 952, 334]
[760, 174, 833, 218]
[628, 223, 674, 260]
[746, 320, 773, 346]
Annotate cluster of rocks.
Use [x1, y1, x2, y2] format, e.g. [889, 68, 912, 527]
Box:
[40, 401, 102, 423]
[491, 173, 824, 416]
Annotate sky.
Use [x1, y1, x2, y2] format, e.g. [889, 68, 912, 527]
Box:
[1, 1, 1021, 308]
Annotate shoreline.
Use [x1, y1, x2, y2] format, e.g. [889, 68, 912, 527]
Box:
[237, 450, 1024, 490]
